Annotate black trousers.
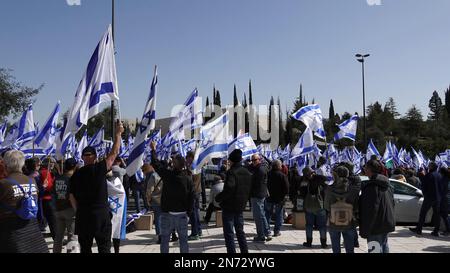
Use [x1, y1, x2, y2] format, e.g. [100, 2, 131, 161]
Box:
[417, 198, 440, 232]
[42, 199, 57, 239]
[78, 229, 112, 253]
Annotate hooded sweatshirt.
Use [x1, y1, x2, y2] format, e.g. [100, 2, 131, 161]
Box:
[359, 174, 396, 238]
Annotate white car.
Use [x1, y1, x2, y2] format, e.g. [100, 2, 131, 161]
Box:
[360, 176, 432, 224]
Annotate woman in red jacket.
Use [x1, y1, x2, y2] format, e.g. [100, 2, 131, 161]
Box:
[39, 158, 57, 240]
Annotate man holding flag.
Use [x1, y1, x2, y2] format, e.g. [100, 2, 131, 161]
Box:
[69, 120, 124, 253]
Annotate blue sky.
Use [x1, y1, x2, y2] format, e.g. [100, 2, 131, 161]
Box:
[2, 0, 450, 125]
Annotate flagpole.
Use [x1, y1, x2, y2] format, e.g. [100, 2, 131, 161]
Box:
[110, 0, 115, 139]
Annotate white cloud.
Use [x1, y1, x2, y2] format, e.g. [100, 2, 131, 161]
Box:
[367, 0, 382, 6]
[66, 0, 81, 6]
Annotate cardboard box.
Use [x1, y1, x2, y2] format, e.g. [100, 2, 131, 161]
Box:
[292, 212, 306, 230]
[134, 213, 154, 231]
[215, 210, 223, 228]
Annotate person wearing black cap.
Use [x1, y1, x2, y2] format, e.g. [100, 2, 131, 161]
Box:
[69, 120, 124, 253]
[215, 149, 252, 253]
[53, 158, 78, 253]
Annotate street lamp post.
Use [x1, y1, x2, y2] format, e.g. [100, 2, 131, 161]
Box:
[356, 53, 370, 151]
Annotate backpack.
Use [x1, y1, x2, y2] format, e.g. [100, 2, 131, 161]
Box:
[328, 198, 353, 229]
[0, 178, 38, 220]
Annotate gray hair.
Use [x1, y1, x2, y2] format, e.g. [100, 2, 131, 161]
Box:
[4, 150, 25, 173]
[272, 159, 282, 170]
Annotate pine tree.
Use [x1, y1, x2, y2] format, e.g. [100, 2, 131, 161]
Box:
[384, 97, 400, 118]
[329, 99, 335, 120]
[445, 86, 450, 116]
[277, 97, 285, 147]
[428, 90, 443, 121]
[404, 105, 423, 137]
[242, 93, 248, 108]
[205, 96, 211, 123]
[249, 80, 253, 105]
[233, 85, 238, 107]
[215, 90, 221, 107]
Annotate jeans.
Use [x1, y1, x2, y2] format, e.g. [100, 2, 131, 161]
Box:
[367, 233, 389, 253]
[265, 201, 284, 233]
[222, 210, 248, 253]
[329, 228, 355, 253]
[251, 198, 270, 239]
[151, 204, 162, 235]
[189, 194, 202, 236]
[305, 209, 327, 239]
[53, 208, 75, 253]
[42, 199, 57, 239]
[160, 212, 189, 253]
[133, 188, 149, 213]
[78, 228, 112, 253]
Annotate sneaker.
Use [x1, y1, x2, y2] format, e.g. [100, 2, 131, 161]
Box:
[431, 231, 439, 237]
[171, 234, 178, 242]
[265, 235, 273, 241]
[409, 228, 422, 235]
[188, 235, 200, 241]
[253, 237, 266, 243]
[273, 232, 281, 237]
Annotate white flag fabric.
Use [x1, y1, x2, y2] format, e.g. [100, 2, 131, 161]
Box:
[88, 126, 105, 149]
[334, 115, 359, 142]
[11, 104, 36, 150]
[65, 25, 119, 137]
[366, 139, 381, 161]
[74, 131, 88, 162]
[168, 89, 202, 141]
[191, 112, 229, 174]
[291, 104, 326, 139]
[107, 177, 127, 240]
[34, 102, 61, 150]
[228, 133, 258, 160]
[0, 122, 8, 147]
[126, 67, 157, 176]
[290, 127, 315, 159]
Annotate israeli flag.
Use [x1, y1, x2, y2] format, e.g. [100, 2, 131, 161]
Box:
[228, 133, 258, 160]
[290, 127, 315, 159]
[126, 67, 157, 176]
[34, 102, 61, 151]
[15, 104, 36, 148]
[366, 139, 381, 161]
[168, 89, 203, 141]
[74, 131, 88, 162]
[65, 25, 119, 137]
[334, 115, 359, 142]
[324, 144, 339, 166]
[316, 164, 334, 185]
[0, 121, 8, 146]
[191, 112, 229, 174]
[88, 126, 104, 148]
[183, 139, 197, 153]
[291, 104, 326, 139]
[383, 141, 394, 163]
[107, 177, 127, 240]
[411, 147, 425, 170]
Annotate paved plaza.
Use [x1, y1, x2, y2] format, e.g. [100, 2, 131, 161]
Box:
[45, 221, 450, 253]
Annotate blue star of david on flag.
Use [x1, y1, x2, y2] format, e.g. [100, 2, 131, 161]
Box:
[108, 196, 122, 214]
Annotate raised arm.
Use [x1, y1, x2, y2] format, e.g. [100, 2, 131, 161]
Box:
[105, 120, 124, 170]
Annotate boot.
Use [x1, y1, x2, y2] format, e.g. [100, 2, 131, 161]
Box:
[320, 238, 328, 249]
[303, 237, 312, 247]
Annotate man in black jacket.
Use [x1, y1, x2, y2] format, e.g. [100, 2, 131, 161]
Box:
[150, 142, 194, 253]
[265, 160, 289, 237]
[215, 149, 252, 253]
[359, 160, 395, 253]
[248, 154, 271, 242]
[410, 162, 443, 237]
